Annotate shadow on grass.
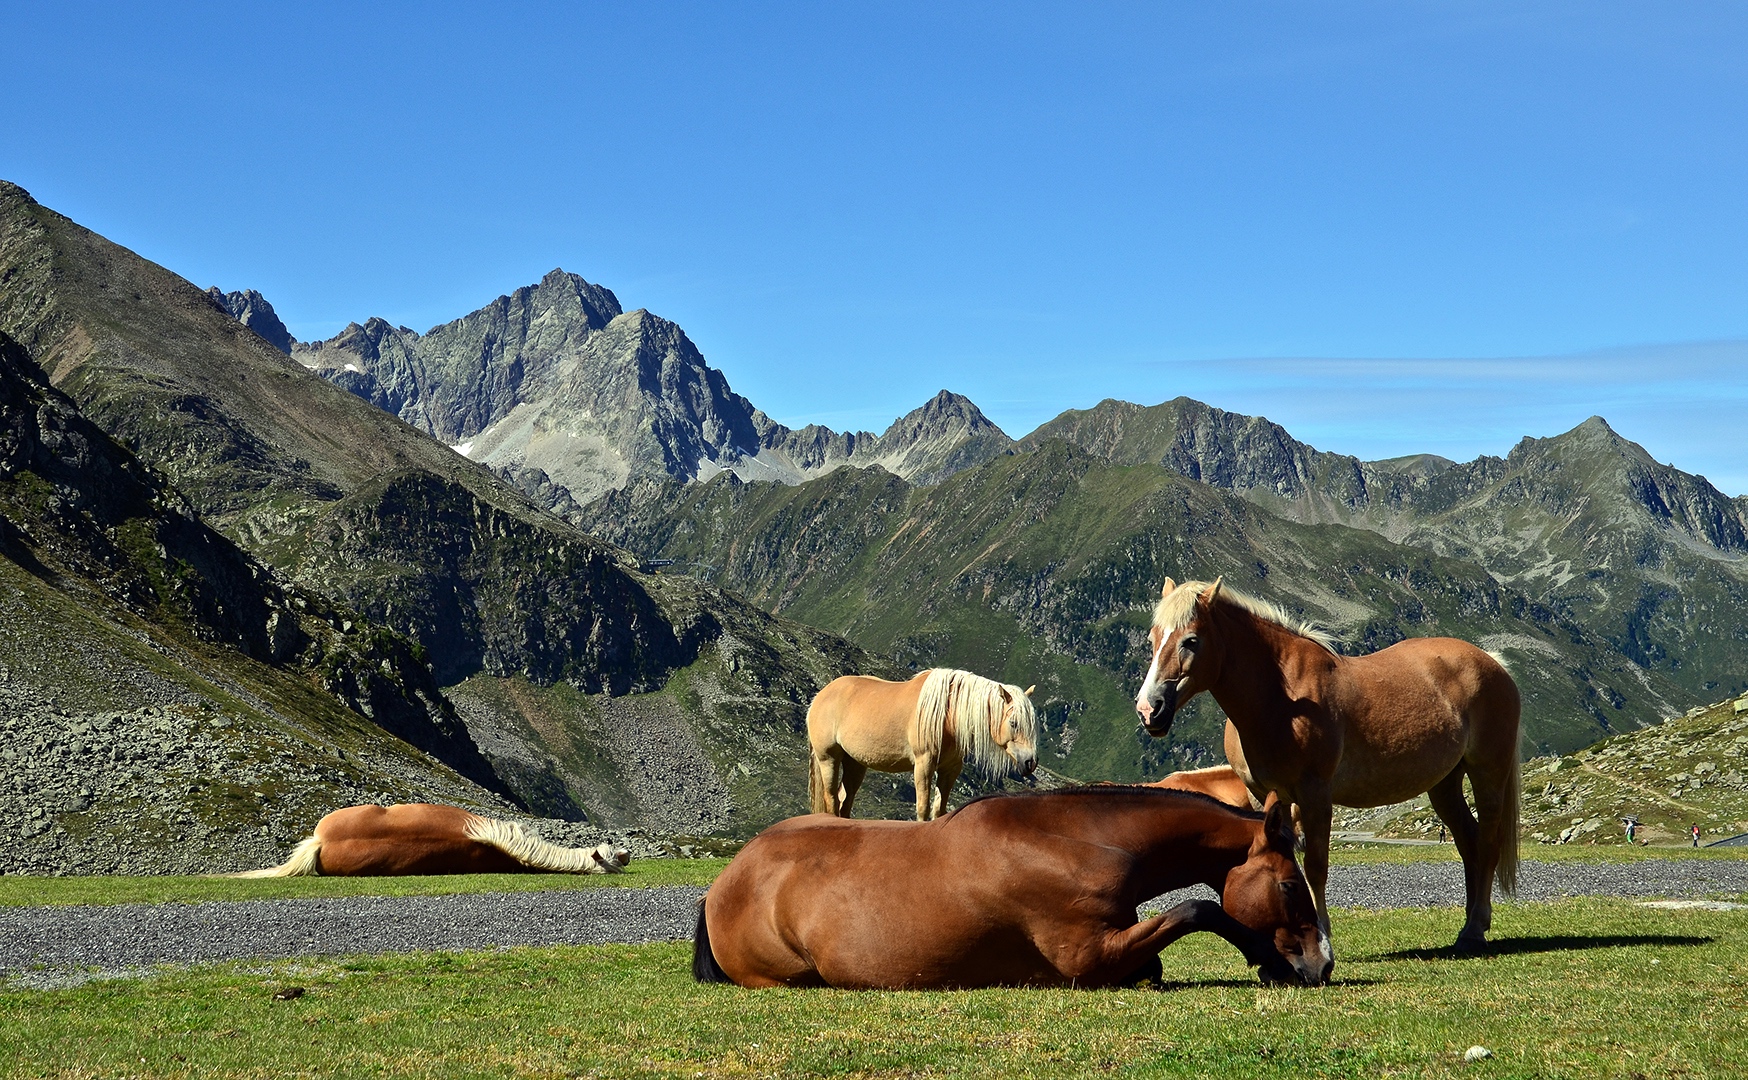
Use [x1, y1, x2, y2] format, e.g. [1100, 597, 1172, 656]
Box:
[1357, 933, 1714, 962]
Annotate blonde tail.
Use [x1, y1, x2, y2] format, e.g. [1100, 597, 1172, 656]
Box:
[229, 834, 323, 878]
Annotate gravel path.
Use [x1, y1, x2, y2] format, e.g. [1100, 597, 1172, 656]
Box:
[4, 860, 1745, 986]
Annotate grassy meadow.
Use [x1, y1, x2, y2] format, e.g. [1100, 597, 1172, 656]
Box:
[3, 898, 1745, 1079]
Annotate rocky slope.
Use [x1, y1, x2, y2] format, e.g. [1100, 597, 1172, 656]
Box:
[0, 180, 912, 843]
[290, 269, 1012, 506]
[1356, 694, 1748, 846]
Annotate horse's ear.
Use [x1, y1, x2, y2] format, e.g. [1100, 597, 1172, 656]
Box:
[1024, 685, 1035, 697]
[1201, 576, 1223, 605]
[1161, 577, 1176, 598]
[1260, 792, 1294, 852]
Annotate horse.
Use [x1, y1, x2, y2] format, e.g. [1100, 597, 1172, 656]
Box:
[1134, 577, 1521, 949]
[807, 668, 1038, 821]
[1149, 764, 1258, 808]
[694, 786, 1330, 989]
[232, 803, 631, 877]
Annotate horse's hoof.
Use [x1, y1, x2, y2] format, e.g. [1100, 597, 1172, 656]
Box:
[1451, 934, 1489, 954]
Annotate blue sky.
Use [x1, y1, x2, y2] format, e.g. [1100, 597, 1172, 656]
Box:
[5, 2, 1747, 492]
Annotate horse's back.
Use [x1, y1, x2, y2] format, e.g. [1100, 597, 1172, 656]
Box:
[808, 671, 928, 767]
[312, 803, 525, 876]
[1330, 638, 1519, 804]
[1151, 766, 1256, 809]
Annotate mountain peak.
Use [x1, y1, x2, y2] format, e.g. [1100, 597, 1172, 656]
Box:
[206, 287, 295, 354]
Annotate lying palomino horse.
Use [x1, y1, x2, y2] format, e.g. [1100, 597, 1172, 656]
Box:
[807, 668, 1038, 821]
[233, 803, 630, 877]
[1135, 577, 1520, 948]
[695, 786, 1331, 989]
[1149, 764, 1257, 808]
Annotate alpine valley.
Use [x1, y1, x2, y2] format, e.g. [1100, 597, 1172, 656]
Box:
[2, 178, 1746, 872]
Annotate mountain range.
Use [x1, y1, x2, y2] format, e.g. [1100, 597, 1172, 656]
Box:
[4, 175, 1746, 872]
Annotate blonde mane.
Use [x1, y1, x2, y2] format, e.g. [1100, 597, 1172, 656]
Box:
[463, 816, 627, 874]
[910, 668, 1038, 776]
[1153, 580, 1340, 655]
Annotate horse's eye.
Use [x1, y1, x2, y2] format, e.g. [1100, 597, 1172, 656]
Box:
[1180, 635, 1199, 653]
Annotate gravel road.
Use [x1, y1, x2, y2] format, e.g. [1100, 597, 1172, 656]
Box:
[4, 860, 1745, 986]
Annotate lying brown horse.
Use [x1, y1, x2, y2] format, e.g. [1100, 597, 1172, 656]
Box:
[1136, 577, 1520, 948]
[233, 803, 630, 877]
[694, 787, 1331, 989]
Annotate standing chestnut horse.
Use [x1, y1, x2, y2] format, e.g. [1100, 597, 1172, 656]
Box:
[1135, 578, 1520, 949]
[807, 668, 1038, 821]
[695, 787, 1331, 989]
[233, 803, 630, 877]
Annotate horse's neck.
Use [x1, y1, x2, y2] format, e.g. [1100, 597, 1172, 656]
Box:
[1210, 609, 1324, 735]
[1114, 803, 1252, 897]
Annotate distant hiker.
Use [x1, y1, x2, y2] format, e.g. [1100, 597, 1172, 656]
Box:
[1623, 818, 1637, 844]
[1438, 826, 1446, 844]
[1692, 824, 1702, 848]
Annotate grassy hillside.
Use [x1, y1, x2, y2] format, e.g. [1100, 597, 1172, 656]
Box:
[1357, 695, 1748, 846]
[581, 442, 1694, 781]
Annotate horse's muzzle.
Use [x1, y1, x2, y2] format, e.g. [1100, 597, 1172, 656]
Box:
[1137, 683, 1179, 738]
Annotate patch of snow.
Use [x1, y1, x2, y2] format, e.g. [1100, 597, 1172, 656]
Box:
[344, 363, 359, 373]
[450, 442, 474, 458]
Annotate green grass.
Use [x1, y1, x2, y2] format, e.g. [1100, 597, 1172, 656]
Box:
[3, 899, 1744, 1078]
[5, 846, 1744, 908]
[0, 859, 729, 907]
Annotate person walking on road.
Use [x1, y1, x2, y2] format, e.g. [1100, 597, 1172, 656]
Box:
[1692, 824, 1702, 847]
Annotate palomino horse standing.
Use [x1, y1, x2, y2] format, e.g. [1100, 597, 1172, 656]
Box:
[807, 668, 1038, 821]
[1135, 578, 1521, 948]
[694, 787, 1332, 989]
[233, 803, 630, 877]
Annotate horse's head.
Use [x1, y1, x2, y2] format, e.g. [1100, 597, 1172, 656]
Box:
[1223, 793, 1332, 987]
[1135, 576, 1223, 738]
[994, 683, 1038, 777]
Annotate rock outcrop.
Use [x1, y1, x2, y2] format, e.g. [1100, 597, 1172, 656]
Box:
[206, 287, 295, 355]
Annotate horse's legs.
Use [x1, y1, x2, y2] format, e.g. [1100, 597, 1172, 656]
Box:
[813, 750, 846, 816]
[932, 759, 963, 819]
[912, 752, 938, 821]
[1296, 785, 1335, 936]
[1096, 900, 1303, 986]
[837, 759, 868, 818]
[1426, 764, 1489, 947]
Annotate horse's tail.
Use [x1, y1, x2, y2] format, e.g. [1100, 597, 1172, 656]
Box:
[465, 815, 628, 874]
[230, 834, 323, 878]
[692, 894, 732, 983]
[807, 748, 820, 813]
[1496, 750, 1521, 896]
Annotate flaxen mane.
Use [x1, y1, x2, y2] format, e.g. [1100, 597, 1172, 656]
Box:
[463, 817, 627, 873]
[910, 668, 1037, 776]
[1154, 580, 1340, 655]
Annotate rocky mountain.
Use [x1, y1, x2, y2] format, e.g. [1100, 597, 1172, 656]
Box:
[291, 269, 1012, 506]
[206, 287, 294, 355]
[1024, 398, 1748, 706]
[0, 327, 528, 872]
[0, 180, 918, 850]
[578, 440, 1706, 782]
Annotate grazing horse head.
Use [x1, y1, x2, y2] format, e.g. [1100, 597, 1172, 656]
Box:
[1224, 793, 1333, 986]
[1135, 576, 1222, 738]
[993, 683, 1039, 777]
